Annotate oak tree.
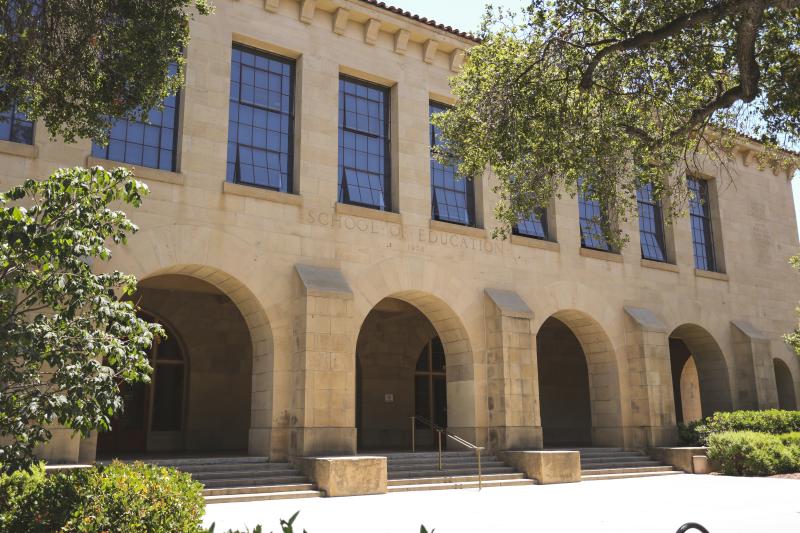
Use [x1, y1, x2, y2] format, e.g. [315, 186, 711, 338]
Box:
[434, 0, 800, 245]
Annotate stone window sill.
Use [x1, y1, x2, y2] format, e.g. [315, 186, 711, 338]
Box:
[695, 268, 728, 282]
[641, 259, 679, 273]
[0, 139, 38, 159]
[429, 219, 486, 239]
[335, 202, 402, 224]
[86, 156, 184, 185]
[580, 247, 623, 263]
[222, 181, 303, 206]
[511, 235, 560, 253]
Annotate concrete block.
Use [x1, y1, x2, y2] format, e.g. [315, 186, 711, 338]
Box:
[648, 446, 708, 473]
[498, 450, 580, 484]
[295, 456, 387, 497]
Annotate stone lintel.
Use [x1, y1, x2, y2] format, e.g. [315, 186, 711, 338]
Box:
[731, 320, 770, 341]
[498, 450, 580, 484]
[295, 456, 387, 496]
[295, 264, 353, 299]
[624, 306, 668, 333]
[485, 288, 533, 319]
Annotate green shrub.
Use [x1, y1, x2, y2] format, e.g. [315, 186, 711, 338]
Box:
[780, 432, 800, 447]
[707, 431, 800, 476]
[0, 461, 205, 532]
[677, 420, 710, 446]
[704, 410, 800, 436]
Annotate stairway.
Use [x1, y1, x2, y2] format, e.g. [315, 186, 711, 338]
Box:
[385, 451, 534, 492]
[129, 457, 321, 504]
[578, 448, 681, 481]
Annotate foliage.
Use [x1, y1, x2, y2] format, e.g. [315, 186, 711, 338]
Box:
[679, 410, 800, 445]
[703, 409, 800, 436]
[677, 420, 709, 446]
[0, 166, 162, 472]
[433, 1, 800, 245]
[784, 254, 800, 357]
[706, 431, 800, 476]
[0, 0, 213, 143]
[0, 461, 205, 532]
[207, 511, 306, 533]
[780, 432, 800, 447]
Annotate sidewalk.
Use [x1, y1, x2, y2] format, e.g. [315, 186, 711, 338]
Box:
[202, 474, 800, 533]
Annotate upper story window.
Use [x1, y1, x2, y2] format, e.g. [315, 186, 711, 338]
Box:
[92, 64, 180, 171]
[514, 208, 548, 240]
[227, 46, 294, 192]
[430, 102, 475, 226]
[637, 182, 666, 262]
[338, 76, 390, 210]
[688, 176, 717, 271]
[0, 100, 34, 145]
[578, 182, 611, 251]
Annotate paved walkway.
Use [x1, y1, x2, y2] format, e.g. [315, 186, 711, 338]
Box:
[203, 474, 800, 533]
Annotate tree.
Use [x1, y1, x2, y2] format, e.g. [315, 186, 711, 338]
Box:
[0, 167, 163, 472]
[433, 1, 800, 245]
[0, 0, 212, 143]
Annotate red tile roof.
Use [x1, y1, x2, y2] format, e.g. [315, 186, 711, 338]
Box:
[357, 0, 480, 42]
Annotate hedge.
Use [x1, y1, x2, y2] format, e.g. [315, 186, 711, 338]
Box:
[0, 462, 205, 532]
[678, 410, 800, 446]
[706, 431, 800, 476]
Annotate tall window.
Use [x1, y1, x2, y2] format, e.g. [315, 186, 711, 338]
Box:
[415, 336, 447, 428]
[514, 208, 548, 240]
[688, 176, 717, 271]
[227, 46, 294, 192]
[338, 76, 390, 210]
[430, 102, 475, 226]
[92, 64, 180, 171]
[0, 100, 34, 145]
[579, 182, 611, 251]
[637, 183, 666, 262]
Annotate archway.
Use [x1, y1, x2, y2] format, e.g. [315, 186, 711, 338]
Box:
[355, 296, 468, 451]
[774, 359, 798, 410]
[668, 324, 733, 420]
[96, 274, 254, 456]
[536, 311, 623, 447]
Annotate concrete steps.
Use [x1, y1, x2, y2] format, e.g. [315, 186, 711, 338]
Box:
[110, 456, 322, 503]
[385, 452, 534, 492]
[577, 448, 681, 481]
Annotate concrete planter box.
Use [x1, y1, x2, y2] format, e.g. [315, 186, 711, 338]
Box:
[648, 447, 709, 473]
[295, 456, 387, 497]
[498, 450, 580, 484]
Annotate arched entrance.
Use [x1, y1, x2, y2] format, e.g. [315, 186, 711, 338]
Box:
[536, 311, 623, 447]
[355, 297, 451, 451]
[774, 359, 798, 410]
[668, 324, 733, 420]
[96, 274, 253, 456]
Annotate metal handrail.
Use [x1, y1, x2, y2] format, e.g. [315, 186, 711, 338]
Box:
[410, 415, 485, 490]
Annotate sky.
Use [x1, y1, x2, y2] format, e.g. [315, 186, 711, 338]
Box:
[392, 0, 800, 235]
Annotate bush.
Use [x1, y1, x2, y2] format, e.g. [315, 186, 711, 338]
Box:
[704, 410, 800, 436]
[677, 420, 709, 446]
[707, 431, 800, 476]
[780, 432, 800, 447]
[0, 461, 205, 532]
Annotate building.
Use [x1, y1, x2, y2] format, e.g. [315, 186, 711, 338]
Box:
[2, 0, 799, 468]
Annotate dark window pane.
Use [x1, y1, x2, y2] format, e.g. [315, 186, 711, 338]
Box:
[151, 364, 184, 431]
[227, 46, 294, 193]
[0, 100, 34, 145]
[414, 375, 430, 422]
[91, 64, 179, 171]
[514, 207, 548, 240]
[338, 77, 390, 210]
[578, 180, 611, 251]
[688, 177, 717, 271]
[637, 183, 666, 262]
[430, 102, 475, 226]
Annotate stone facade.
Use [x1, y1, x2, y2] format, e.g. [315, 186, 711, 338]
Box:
[2, 0, 799, 464]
